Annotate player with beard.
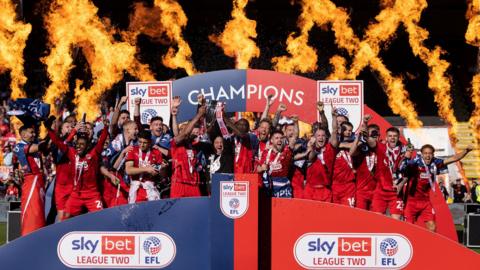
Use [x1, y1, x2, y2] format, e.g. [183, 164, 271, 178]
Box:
[351, 120, 379, 211]
[371, 127, 410, 219]
[170, 102, 207, 198]
[14, 125, 49, 235]
[125, 130, 166, 203]
[331, 121, 357, 207]
[46, 118, 109, 218]
[401, 144, 472, 231]
[257, 130, 296, 197]
[304, 106, 339, 202]
[149, 116, 171, 156]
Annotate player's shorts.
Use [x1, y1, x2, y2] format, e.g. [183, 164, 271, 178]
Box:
[371, 189, 404, 216]
[66, 192, 103, 217]
[404, 199, 435, 223]
[170, 181, 201, 198]
[355, 190, 374, 210]
[303, 185, 332, 202]
[332, 182, 355, 207]
[291, 169, 305, 199]
[55, 182, 72, 211]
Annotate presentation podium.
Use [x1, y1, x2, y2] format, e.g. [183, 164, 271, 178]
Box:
[0, 174, 478, 269]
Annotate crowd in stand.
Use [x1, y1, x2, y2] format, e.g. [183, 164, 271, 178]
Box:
[3, 94, 479, 236]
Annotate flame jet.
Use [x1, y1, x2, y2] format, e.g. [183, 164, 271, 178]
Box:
[42, 0, 155, 120]
[125, 0, 197, 75]
[210, 0, 260, 69]
[0, 0, 31, 99]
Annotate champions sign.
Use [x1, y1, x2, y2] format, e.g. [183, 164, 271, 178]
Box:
[57, 232, 176, 269]
[127, 81, 172, 125]
[158, 69, 362, 124]
[294, 233, 412, 269]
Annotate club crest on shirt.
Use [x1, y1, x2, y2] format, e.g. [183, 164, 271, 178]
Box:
[220, 181, 249, 219]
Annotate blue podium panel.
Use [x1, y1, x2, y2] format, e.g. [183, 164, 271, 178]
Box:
[0, 199, 211, 269]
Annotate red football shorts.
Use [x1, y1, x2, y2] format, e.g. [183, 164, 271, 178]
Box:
[291, 169, 305, 199]
[371, 189, 404, 216]
[404, 199, 435, 223]
[170, 182, 201, 198]
[355, 190, 374, 210]
[66, 192, 103, 217]
[332, 182, 355, 207]
[303, 185, 332, 202]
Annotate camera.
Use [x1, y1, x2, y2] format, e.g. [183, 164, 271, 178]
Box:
[152, 164, 162, 171]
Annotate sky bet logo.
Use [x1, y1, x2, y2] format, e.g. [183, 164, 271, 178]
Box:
[71, 236, 135, 255]
[130, 86, 169, 97]
[307, 237, 371, 256]
[321, 84, 360, 96]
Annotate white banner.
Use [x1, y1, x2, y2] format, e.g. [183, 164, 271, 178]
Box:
[126, 81, 172, 125]
[317, 81, 364, 131]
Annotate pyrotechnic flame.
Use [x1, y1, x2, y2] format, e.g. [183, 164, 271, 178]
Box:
[42, 0, 154, 120]
[125, 0, 197, 75]
[400, 0, 458, 145]
[275, 0, 421, 127]
[210, 0, 260, 69]
[273, 0, 358, 74]
[0, 0, 31, 99]
[467, 0, 480, 155]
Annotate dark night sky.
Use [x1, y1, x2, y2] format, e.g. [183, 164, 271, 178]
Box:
[14, 0, 478, 121]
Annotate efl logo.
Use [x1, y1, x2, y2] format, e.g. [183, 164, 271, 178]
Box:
[339, 85, 359, 96]
[148, 86, 169, 97]
[101, 236, 135, 255]
[338, 237, 371, 256]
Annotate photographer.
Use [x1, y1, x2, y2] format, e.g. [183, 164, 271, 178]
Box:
[125, 130, 165, 203]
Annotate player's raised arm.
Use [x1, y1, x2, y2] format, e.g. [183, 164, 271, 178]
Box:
[174, 103, 206, 144]
[329, 102, 339, 148]
[260, 94, 274, 121]
[444, 145, 474, 166]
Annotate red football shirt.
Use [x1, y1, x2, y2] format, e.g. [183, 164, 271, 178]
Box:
[233, 136, 254, 174]
[170, 139, 200, 185]
[306, 143, 336, 186]
[258, 147, 292, 177]
[49, 127, 108, 193]
[332, 149, 355, 185]
[126, 146, 163, 182]
[354, 151, 378, 192]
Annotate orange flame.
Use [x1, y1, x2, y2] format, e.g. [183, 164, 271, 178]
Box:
[42, 0, 154, 121]
[467, 0, 480, 148]
[274, 0, 421, 128]
[0, 0, 31, 99]
[210, 0, 260, 69]
[125, 0, 197, 75]
[273, 0, 358, 74]
[399, 0, 457, 144]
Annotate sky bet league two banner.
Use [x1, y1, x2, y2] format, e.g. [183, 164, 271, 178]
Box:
[126, 69, 364, 130]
